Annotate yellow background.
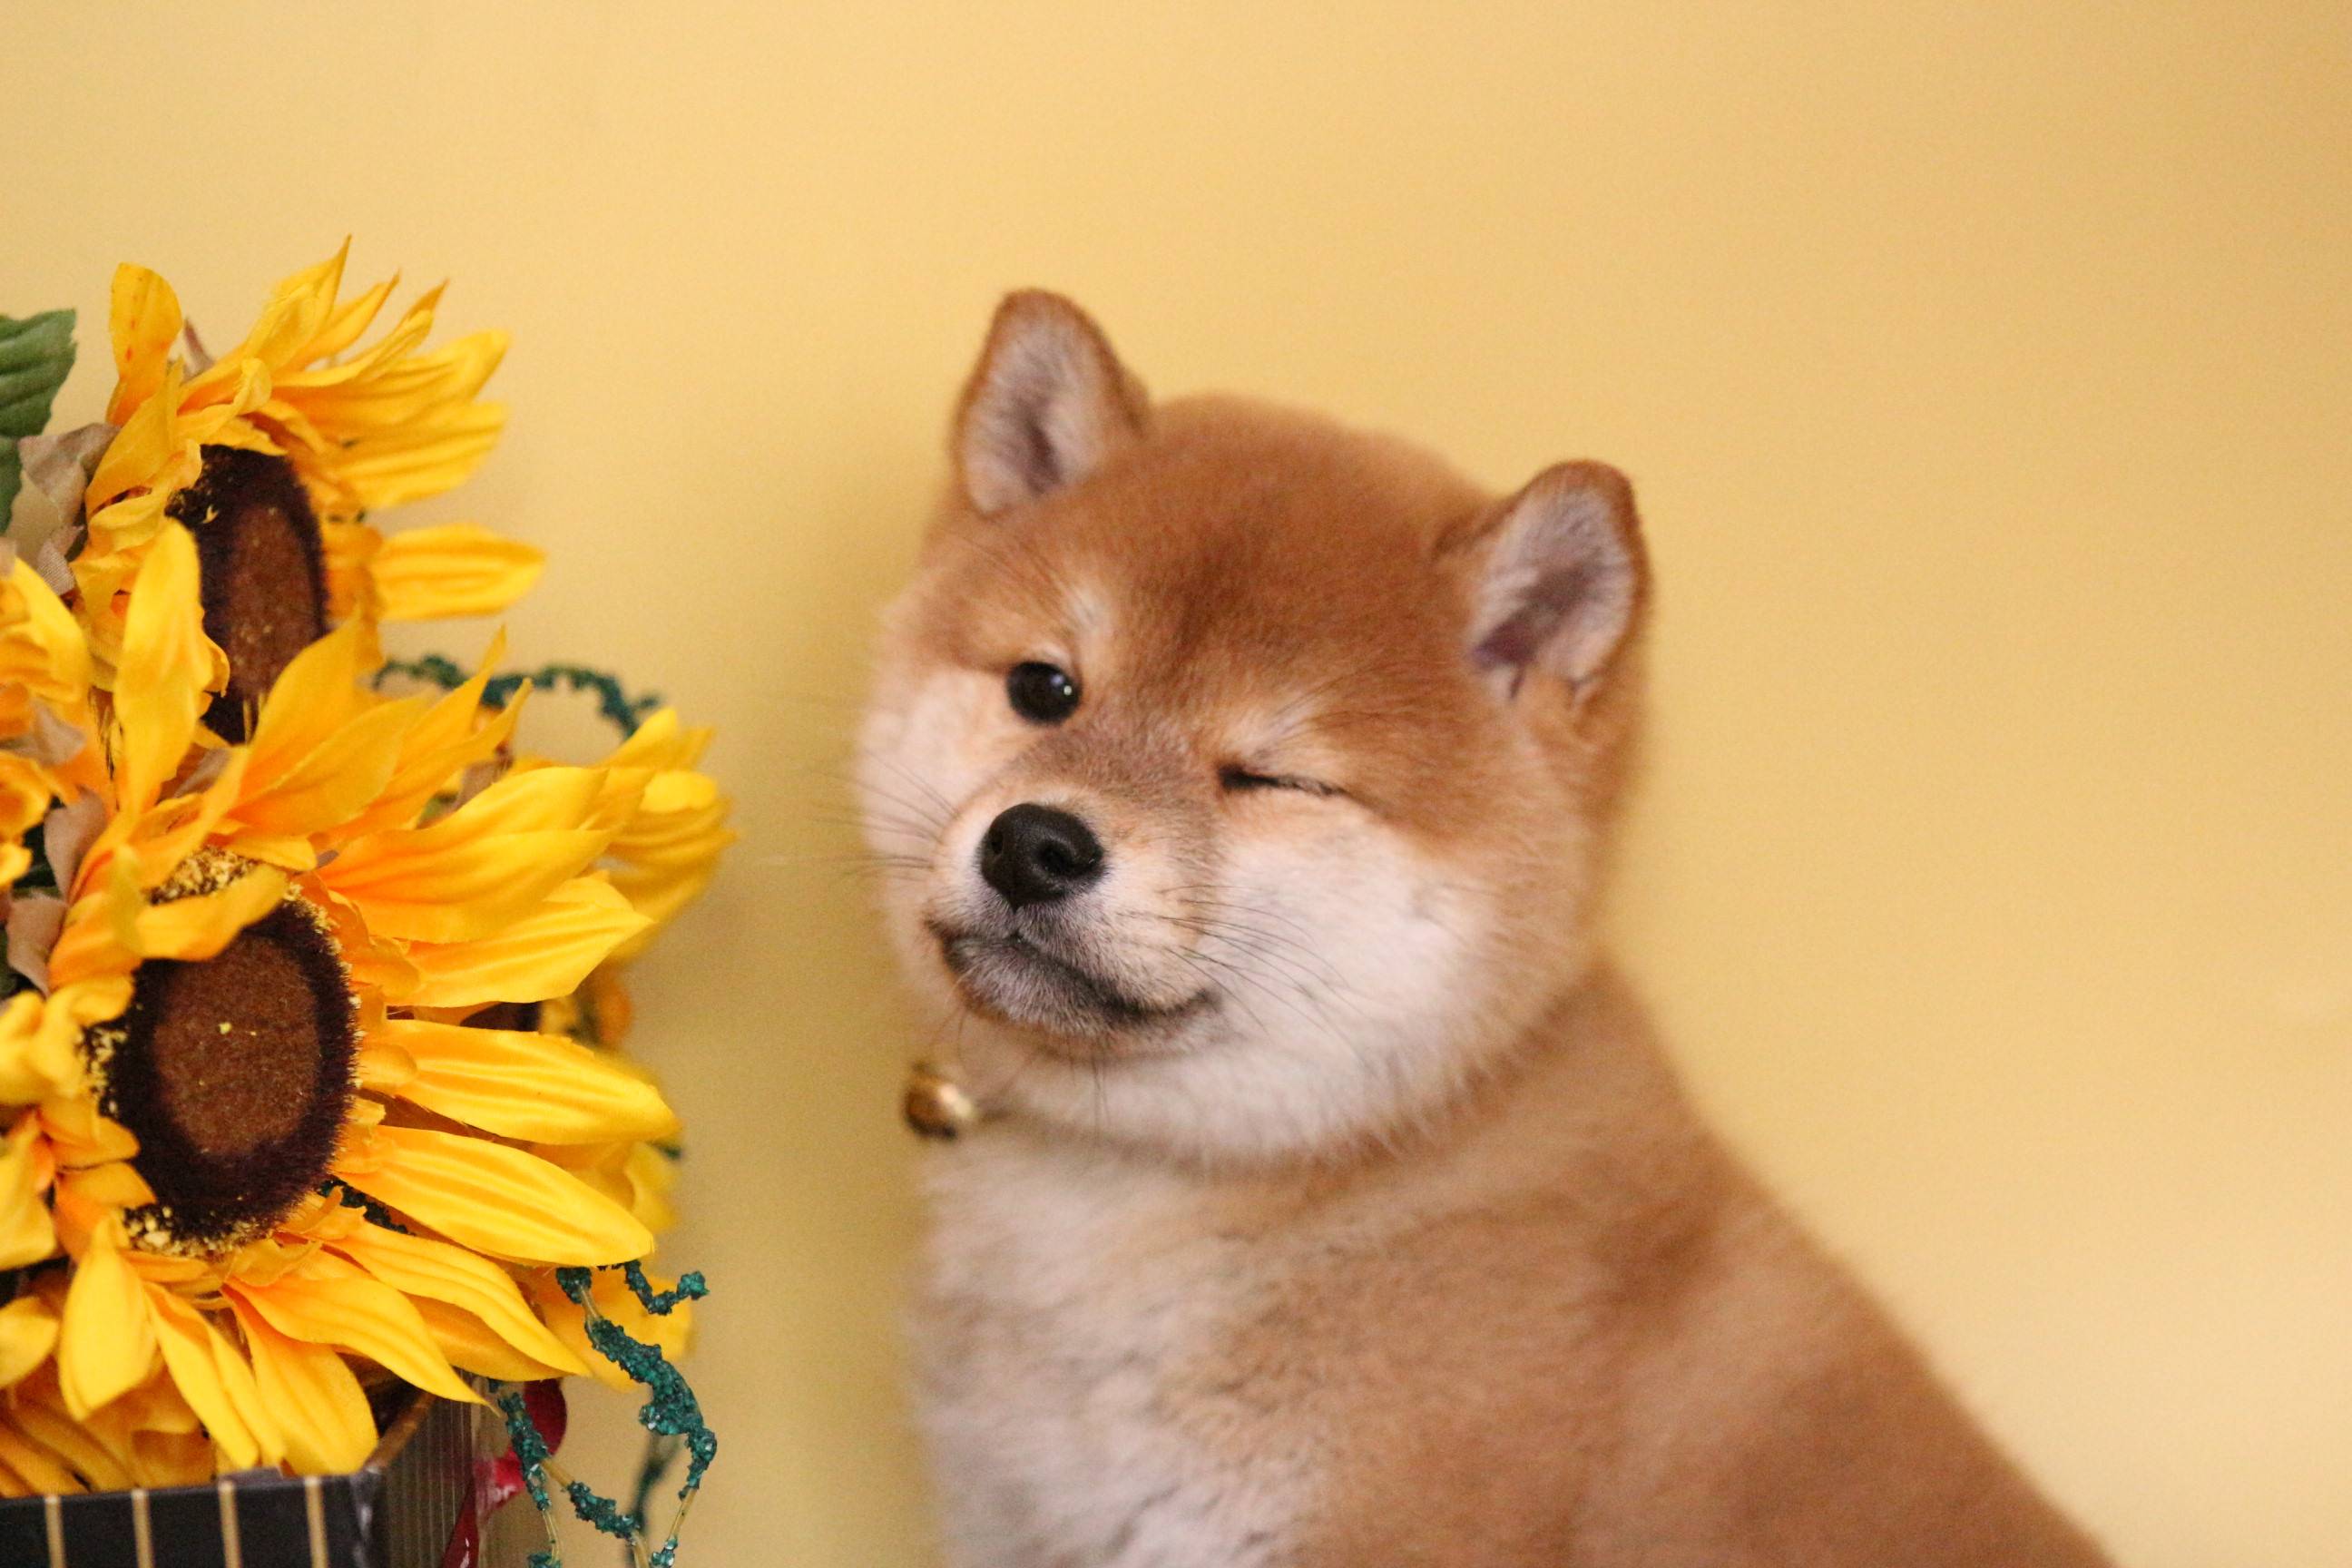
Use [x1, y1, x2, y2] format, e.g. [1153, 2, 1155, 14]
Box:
[10, 4, 2348, 1564]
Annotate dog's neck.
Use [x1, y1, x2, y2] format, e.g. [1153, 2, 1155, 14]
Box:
[906, 961, 1705, 1199]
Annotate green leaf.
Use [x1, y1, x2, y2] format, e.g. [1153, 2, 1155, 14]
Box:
[0, 310, 76, 436]
[0, 309, 77, 522]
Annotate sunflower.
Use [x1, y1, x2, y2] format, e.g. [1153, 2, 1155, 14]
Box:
[448, 732, 722, 1392]
[514, 708, 735, 964]
[0, 524, 680, 1487]
[475, 961, 698, 1392]
[0, 551, 101, 883]
[477, 702, 728, 1379]
[76, 245, 540, 735]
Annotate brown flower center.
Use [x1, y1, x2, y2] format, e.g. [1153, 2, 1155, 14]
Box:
[145, 926, 327, 1157]
[88, 861, 358, 1252]
[166, 446, 330, 742]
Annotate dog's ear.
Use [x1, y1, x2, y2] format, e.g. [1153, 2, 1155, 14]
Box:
[1455, 460, 1645, 701]
[953, 291, 1150, 515]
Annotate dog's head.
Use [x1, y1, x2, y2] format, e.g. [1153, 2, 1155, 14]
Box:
[859, 293, 1647, 1165]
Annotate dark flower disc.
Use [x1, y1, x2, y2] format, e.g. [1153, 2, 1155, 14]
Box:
[94, 894, 358, 1251]
[466, 1001, 541, 1033]
[165, 446, 332, 742]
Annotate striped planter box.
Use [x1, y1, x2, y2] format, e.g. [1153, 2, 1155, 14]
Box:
[0, 1395, 473, 1568]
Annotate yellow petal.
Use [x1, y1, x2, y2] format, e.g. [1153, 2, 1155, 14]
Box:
[238, 618, 388, 793]
[214, 244, 348, 373]
[230, 1253, 476, 1406]
[316, 767, 618, 943]
[131, 1430, 215, 1489]
[531, 1139, 683, 1239]
[402, 876, 651, 1008]
[131, 862, 288, 962]
[243, 696, 426, 846]
[0, 1297, 59, 1389]
[0, 994, 80, 1103]
[0, 554, 95, 710]
[407, 1297, 575, 1382]
[295, 269, 397, 366]
[318, 313, 495, 405]
[8, 1367, 133, 1491]
[333, 399, 505, 514]
[105, 265, 185, 426]
[338, 1124, 652, 1266]
[320, 521, 381, 622]
[329, 1220, 584, 1376]
[40, 1100, 137, 1177]
[59, 1224, 158, 1416]
[622, 769, 722, 828]
[230, 1299, 377, 1476]
[0, 1114, 56, 1269]
[332, 645, 522, 842]
[55, 1159, 152, 1212]
[110, 524, 218, 817]
[610, 846, 729, 959]
[0, 1422, 79, 1496]
[368, 524, 544, 621]
[278, 283, 444, 396]
[145, 1286, 274, 1471]
[80, 849, 149, 981]
[44, 873, 144, 993]
[623, 1142, 681, 1233]
[85, 358, 198, 521]
[353, 1037, 416, 1095]
[107, 749, 253, 887]
[574, 710, 732, 956]
[116, 1362, 204, 1425]
[371, 1018, 678, 1144]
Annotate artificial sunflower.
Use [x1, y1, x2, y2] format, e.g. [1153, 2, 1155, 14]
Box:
[0, 524, 680, 1487]
[469, 713, 727, 1389]
[0, 550, 100, 883]
[73, 245, 540, 734]
[518, 707, 735, 963]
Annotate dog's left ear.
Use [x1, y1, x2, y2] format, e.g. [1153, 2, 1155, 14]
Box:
[1455, 460, 1646, 701]
[954, 291, 1151, 516]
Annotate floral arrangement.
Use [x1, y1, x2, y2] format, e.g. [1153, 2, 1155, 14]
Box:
[0, 247, 727, 1564]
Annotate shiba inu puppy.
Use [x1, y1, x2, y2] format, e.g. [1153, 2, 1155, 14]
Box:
[858, 292, 2115, 1567]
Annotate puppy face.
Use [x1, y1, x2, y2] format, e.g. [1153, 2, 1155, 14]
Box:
[860, 294, 1645, 1164]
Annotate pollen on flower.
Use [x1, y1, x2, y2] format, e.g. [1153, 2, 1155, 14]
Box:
[83, 1023, 124, 1074]
[151, 844, 264, 903]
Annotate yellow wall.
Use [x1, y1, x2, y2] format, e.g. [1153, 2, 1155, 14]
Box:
[10, 4, 2347, 1563]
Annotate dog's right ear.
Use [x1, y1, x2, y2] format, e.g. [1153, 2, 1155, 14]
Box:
[953, 291, 1150, 516]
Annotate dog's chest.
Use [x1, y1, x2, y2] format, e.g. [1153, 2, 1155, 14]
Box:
[913, 1140, 1316, 1568]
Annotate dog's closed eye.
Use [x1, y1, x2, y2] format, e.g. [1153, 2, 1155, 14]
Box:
[1219, 764, 1343, 799]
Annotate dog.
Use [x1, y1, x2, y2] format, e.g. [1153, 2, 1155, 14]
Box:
[857, 291, 2116, 1567]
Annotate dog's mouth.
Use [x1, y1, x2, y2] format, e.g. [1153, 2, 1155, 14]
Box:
[927, 919, 1210, 1040]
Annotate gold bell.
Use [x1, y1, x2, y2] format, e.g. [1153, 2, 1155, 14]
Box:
[904, 1061, 980, 1140]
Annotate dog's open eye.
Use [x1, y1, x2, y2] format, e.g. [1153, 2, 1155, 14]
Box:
[1220, 765, 1340, 798]
[1007, 662, 1082, 724]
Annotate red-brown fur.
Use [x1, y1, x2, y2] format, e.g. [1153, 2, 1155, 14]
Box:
[858, 292, 2116, 1566]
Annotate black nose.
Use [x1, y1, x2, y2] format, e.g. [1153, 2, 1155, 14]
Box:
[979, 803, 1104, 908]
